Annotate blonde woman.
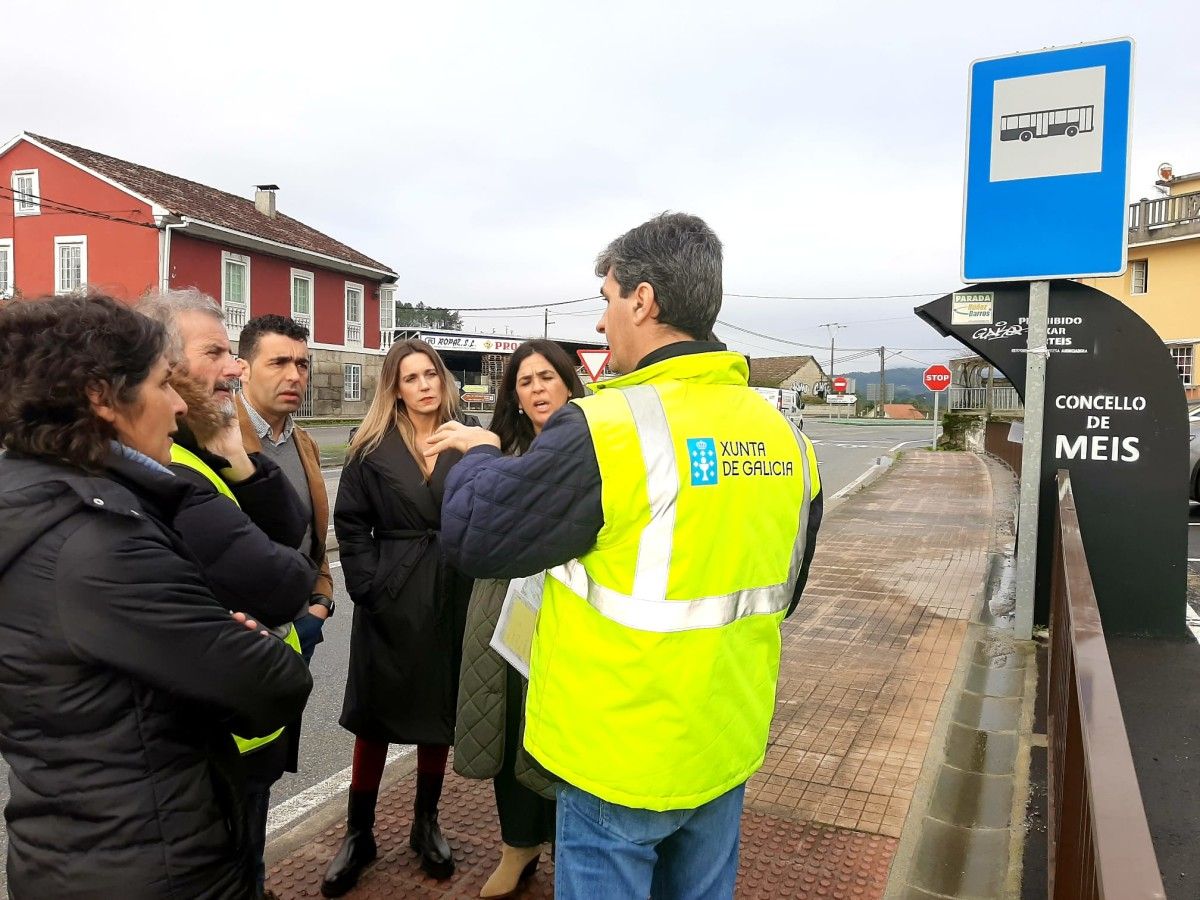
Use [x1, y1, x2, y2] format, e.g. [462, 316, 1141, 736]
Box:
[322, 340, 479, 896]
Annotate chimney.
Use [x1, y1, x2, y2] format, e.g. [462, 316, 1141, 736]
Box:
[254, 184, 279, 218]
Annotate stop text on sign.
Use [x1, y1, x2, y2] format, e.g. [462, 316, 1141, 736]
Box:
[923, 365, 952, 392]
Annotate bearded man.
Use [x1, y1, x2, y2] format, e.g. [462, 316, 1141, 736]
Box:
[136, 288, 317, 900]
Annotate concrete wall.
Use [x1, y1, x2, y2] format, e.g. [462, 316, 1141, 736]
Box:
[778, 359, 826, 393]
[307, 348, 385, 418]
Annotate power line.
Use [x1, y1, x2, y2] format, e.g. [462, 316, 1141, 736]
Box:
[443, 295, 602, 312]
[0, 188, 157, 230]
[723, 290, 942, 301]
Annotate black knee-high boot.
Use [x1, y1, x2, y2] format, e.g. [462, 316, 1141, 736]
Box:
[410, 770, 454, 879]
[320, 790, 378, 897]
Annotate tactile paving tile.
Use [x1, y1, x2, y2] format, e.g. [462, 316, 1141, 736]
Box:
[736, 811, 898, 898]
[267, 767, 555, 898]
[268, 766, 896, 899]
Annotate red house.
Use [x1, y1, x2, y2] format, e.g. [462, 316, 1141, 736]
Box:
[0, 132, 399, 417]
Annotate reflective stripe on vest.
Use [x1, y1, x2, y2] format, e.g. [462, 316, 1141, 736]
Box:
[169, 443, 303, 755]
[524, 357, 820, 810]
[546, 385, 813, 633]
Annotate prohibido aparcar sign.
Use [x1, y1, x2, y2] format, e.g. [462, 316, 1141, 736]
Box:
[917, 281, 1186, 636]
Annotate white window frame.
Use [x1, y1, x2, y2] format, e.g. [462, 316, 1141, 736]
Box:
[0, 238, 13, 298]
[54, 236, 87, 295]
[1130, 259, 1148, 295]
[379, 286, 395, 350]
[221, 251, 251, 335]
[1170, 345, 1193, 386]
[290, 268, 314, 327]
[343, 363, 362, 401]
[11, 169, 40, 216]
[344, 281, 364, 347]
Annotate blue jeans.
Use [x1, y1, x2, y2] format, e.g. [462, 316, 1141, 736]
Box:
[245, 783, 271, 896]
[555, 782, 745, 900]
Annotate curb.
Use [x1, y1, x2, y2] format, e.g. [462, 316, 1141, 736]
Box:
[824, 453, 895, 514]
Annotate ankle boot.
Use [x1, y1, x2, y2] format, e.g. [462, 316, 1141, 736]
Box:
[320, 790, 378, 898]
[479, 843, 542, 898]
[410, 772, 454, 879]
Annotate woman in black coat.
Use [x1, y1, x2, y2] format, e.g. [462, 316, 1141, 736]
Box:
[0, 294, 312, 900]
[322, 339, 478, 896]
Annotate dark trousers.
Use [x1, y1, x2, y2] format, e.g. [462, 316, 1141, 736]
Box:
[245, 782, 272, 897]
[494, 664, 555, 847]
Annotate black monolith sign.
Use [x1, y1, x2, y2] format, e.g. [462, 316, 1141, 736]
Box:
[917, 280, 1186, 636]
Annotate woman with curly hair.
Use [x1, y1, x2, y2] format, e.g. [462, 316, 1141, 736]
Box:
[0, 294, 312, 900]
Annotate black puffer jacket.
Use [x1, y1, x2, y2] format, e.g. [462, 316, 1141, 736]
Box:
[0, 452, 313, 900]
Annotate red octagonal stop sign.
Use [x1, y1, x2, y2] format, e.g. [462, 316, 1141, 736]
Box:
[923, 364, 952, 392]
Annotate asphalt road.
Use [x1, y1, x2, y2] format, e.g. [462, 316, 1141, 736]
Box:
[0, 418, 930, 888]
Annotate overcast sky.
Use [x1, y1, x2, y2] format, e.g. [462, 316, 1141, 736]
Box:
[4, 1, 1196, 371]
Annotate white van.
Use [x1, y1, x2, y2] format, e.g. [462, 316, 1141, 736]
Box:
[751, 387, 804, 429]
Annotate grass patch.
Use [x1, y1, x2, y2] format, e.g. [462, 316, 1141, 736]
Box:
[320, 443, 349, 468]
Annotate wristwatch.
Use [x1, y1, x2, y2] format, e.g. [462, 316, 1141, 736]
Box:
[311, 595, 335, 617]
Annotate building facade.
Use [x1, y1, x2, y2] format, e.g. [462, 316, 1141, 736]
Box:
[1, 132, 398, 418]
[747, 355, 827, 396]
[1080, 164, 1200, 399]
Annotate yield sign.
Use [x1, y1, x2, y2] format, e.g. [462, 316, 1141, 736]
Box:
[577, 349, 611, 382]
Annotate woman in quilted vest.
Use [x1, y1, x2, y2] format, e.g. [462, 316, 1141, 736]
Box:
[453, 340, 584, 898]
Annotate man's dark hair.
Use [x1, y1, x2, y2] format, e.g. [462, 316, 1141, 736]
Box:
[0, 294, 167, 470]
[238, 314, 310, 364]
[490, 339, 586, 455]
[594, 212, 723, 340]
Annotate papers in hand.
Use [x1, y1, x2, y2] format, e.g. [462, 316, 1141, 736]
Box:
[489, 573, 545, 679]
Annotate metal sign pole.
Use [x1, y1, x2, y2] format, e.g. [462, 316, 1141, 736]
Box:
[932, 391, 939, 448]
[1013, 279, 1049, 640]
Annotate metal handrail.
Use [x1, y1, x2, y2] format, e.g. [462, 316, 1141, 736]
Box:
[1047, 471, 1165, 899]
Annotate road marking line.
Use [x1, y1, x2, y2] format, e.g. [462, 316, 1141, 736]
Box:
[829, 459, 889, 502]
[889, 439, 930, 452]
[267, 746, 412, 837]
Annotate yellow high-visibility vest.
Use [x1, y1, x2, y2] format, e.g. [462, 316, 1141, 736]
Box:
[524, 350, 821, 811]
[169, 443, 303, 755]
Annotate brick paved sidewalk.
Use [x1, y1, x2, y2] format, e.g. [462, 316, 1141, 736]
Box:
[266, 450, 998, 899]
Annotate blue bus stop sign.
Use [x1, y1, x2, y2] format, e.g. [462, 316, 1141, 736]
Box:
[962, 38, 1133, 282]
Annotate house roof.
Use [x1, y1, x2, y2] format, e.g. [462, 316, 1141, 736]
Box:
[747, 355, 822, 388]
[883, 404, 925, 420]
[24, 133, 395, 276]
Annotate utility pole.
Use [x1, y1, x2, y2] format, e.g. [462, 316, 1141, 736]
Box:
[818, 323, 845, 390]
[543, 308, 555, 339]
[878, 346, 886, 418]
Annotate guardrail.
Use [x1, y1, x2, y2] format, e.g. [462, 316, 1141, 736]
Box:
[1048, 471, 1165, 899]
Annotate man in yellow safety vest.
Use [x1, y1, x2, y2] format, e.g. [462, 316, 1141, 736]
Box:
[430, 213, 822, 899]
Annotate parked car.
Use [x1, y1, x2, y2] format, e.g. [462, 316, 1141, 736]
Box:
[1189, 403, 1200, 501]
